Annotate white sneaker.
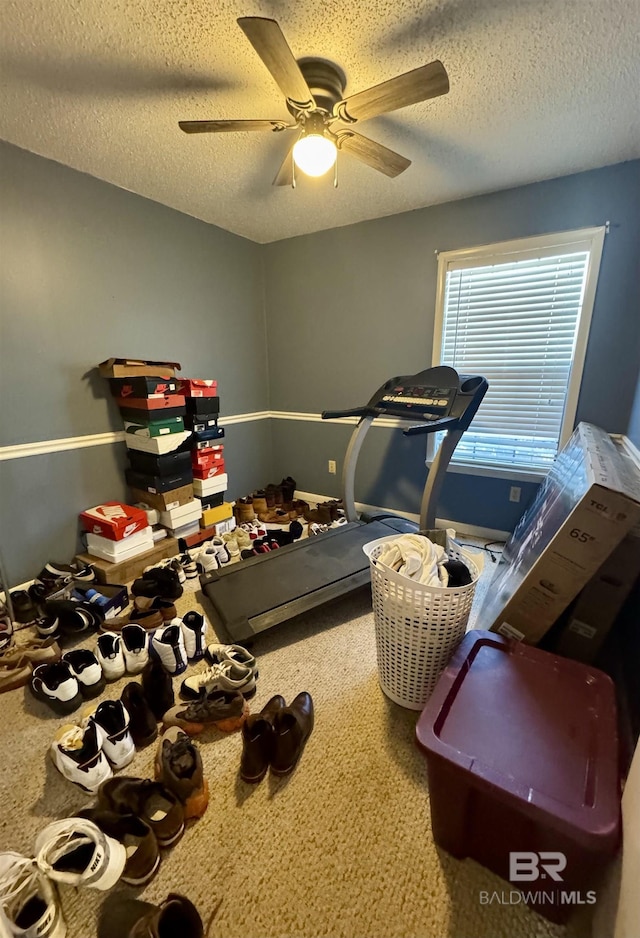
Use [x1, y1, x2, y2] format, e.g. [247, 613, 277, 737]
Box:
[35, 818, 125, 891]
[196, 546, 219, 574]
[50, 722, 112, 793]
[180, 659, 256, 701]
[96, 632, 125, 681]
[210, 537, 231, 565]
[83, 700, 135, 769]
[120, 624, 149, 674]
[205, 642, 257, 674]
[221, 533, 240, 558]
[180, 552, 198, 579]
[151, 622, 187, 675]
[61, 650, 105, 699]
[180, 612, 207, 662]
[0, 852, 66, 938]
[31, 663, 81, 716]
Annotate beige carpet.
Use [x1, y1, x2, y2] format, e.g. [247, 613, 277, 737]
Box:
[1, 543, 589, 938]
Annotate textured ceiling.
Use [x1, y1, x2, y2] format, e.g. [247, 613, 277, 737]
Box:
[1, 0, 639, 243]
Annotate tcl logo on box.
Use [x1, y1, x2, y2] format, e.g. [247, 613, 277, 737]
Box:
[80, 502, 149, 542]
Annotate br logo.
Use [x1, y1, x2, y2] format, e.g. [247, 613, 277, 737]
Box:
[509, 852, 566, 882]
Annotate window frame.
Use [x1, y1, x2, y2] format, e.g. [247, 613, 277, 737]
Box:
[431, 226, 606, 479]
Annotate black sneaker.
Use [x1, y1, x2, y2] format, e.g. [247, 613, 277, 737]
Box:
[131, 568, 183, 601]
[142, 659, 175, 721]
[43, 600, 104, 637]
[37, 560, 95, 585]
[9, 590, 40, 624]
[31, 661, 82, 715]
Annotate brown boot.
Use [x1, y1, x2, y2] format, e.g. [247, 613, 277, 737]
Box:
[240, 695, 285, 783]
[154, 727, 208, 819]
[97, 893, 206, 938]
[271, 692, 314, 776]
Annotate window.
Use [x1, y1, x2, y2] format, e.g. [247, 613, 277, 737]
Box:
[433, 227, 606, 475]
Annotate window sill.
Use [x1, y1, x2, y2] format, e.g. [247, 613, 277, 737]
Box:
[427, 459, 546, 484]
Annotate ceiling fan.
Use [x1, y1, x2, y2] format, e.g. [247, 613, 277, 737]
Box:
[179, 16, 449, 187]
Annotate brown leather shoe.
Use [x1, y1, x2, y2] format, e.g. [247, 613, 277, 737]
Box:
[154, 727, 208, 819]
[79, 808, 160, 886]
[103, 610, 163, 633]
[98, 777, 184, 847]
[271, 692, 314, 776]
[240, 694, 285, 783]
[132, 596, 178, 622]
[98, 893, 205, 938]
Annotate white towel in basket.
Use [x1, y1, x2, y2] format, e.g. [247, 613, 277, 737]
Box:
[376, 534, 449, 587]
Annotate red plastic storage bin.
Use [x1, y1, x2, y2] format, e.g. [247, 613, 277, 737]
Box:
[415, 631, 621, 923]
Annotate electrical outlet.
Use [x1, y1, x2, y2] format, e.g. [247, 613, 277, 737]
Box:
[509, 486, 521, 503]
[328, 459, 337, 474]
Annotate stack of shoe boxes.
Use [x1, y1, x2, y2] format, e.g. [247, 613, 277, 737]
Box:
[99, 360, 200, 541]
[178, 379, 235, 541]
[79, 501, 153, 564]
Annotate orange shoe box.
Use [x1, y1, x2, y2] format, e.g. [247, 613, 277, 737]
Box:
[193, 462, 226, 481]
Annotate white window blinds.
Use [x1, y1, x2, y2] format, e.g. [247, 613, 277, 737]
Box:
[439, 248, 592, 471]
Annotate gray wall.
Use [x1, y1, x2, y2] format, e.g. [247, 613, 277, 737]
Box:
[264, 160, 640, 531]
[628, 376, 640, 450]
[0, 141, 272, 584]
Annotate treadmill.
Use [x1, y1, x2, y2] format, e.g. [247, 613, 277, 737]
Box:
[200, 366, 487, 643]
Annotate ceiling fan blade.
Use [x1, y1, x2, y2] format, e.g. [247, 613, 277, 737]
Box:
[333, 131, 411, 178]
[333, 61, 449, 124]
[237, 17, 315, 111]
[272, 135, 301, 186]
[179, 119, 294, 134]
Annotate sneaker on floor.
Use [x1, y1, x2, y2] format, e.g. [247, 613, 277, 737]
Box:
[204, 642, 257, 676]
[180, 612, 206, 662]
[131, 596, 177, 623]
[145, 557, 186, 585]
[142, 659, 175, 722]
[35, 817, 125, 892]
[131, 569, 182, 601]
[195, 546, 219, 575]
[154, 727, 208, 819]
[96, 632, 125, 681]
[180, 552, 198, 579]
[121, 683, 158, 748]
[0, 638, 61, 670]
[163, 691, 249, 736]
[97, 893, 205, 938]
[35, 615, 61, 641]
[180, 660, 256, 701]
[98, 777, 185, 848]
[61, 650, 105, 699]
[37, 560, 95, 585]
[121, 624, 150, 675]
[0, 851, 66, 938]
[209, 537, 230, 565]
[0, 661, 33, 695]
[83, 700, 135, 770]
[50, 722, 112, 793]
[77, 809, 160, 887]
[151, 623, 187, 676]
[9, 591, 41, 625]
[31, 662, 82, 715]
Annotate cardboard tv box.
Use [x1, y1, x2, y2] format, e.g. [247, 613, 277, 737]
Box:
[552, 533, 640, 663]
[98, 358, 181, 378]
[479, 424, 640, 645]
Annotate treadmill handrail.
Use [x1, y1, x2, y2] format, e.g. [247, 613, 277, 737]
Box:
[322, 404, 450, 423]
[403, 417, 459, 436]
[322, 407, 374, 420]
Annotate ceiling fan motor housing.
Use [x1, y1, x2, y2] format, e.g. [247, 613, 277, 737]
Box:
[289, 58, 347, 116]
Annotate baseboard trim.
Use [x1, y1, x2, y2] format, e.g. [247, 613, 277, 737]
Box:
[296, 491, 511, 542]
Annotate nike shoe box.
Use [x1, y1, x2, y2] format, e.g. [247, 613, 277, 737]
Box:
[125, 467, 193, 495]
[184, 414, 219, 433]
[98, 358, 180, 379]
[80, 502, 149, 541]
[121, 406, 186, 422]
[86, 527, 155, 563]
[201, 503, 234, 528]
[191, 437, 222, 451]
[124, 430, 192, 455]
[179, 516, 235, 549]
[158, 499, 203, 529]
[124, 417, 185, 438]
[109, 376, 179, 397]
[193, 462, 226, 481]
[115, 394, 186, 412]
[178, 379, 218, 397]
[185, 396, 221, 415]
[129, 484, 194, 513]
[193, 474, 228, 497]
[196, 492, 225, 510]
[134, 505, 160, 526]
[127, 449, 192, 477]
[192, 446, 224, 469]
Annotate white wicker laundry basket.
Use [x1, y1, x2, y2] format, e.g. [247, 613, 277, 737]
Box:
[363, 534, 480, 710]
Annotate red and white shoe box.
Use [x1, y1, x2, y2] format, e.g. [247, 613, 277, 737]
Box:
[158, 499, 203, 529]
[86, 527, 155, 562]
[80, 502, 149, 541]
[191, 445, 224, 469]
[192, 463, 226, 481]
[115, 394, 186, 411]
[193, 474, 228, 497]
[177, 378, 218, 397]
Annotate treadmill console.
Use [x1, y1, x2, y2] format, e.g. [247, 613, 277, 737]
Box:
[380, 384, 455, 420]
[371, 366, 487, 432]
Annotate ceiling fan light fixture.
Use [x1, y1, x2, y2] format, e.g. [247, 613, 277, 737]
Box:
[292, 133, 337, 177]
